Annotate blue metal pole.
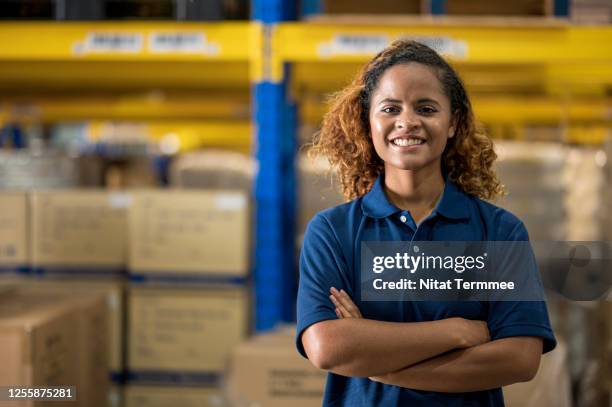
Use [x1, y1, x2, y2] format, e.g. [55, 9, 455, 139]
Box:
[252, 0, 297, 331]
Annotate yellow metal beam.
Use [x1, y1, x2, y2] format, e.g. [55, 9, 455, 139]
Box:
[86, 120, 252, 152]
[1, 94, 251, 122]
[0, 22, 252, 61]
[277, 22, 612, 64]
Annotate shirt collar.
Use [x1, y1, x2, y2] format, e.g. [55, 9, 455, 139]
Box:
[361, 174, 470, 220]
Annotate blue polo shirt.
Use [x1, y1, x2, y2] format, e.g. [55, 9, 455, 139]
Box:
[296, 175, 556, 407]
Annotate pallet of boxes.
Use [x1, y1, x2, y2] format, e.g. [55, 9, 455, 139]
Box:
[0, 189, 128, 407]
[125, 188, 251, 406]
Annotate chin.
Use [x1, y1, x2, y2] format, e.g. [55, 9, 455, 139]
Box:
[387, 158, 430, 171]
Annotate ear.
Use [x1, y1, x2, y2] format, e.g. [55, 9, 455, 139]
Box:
[448, 115, 458, 139]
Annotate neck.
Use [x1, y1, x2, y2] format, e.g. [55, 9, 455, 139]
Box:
[383, 164, 445, 212]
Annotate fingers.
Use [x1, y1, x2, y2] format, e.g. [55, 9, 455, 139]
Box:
[330, 292, 352, 318]
[332, 287, 363, 318]
[330, 287, 363, 318]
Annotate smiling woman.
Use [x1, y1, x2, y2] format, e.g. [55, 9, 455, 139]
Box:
[297, 40, 556, 407]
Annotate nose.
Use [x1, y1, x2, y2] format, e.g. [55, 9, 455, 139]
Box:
[395, 115, 419, 131]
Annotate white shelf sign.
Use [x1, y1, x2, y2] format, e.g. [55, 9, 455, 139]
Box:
[400, 36, 468, 60]
[149, 32, 220, 55]
[74, 32, 144, 55]
[318, 34, 390, 57]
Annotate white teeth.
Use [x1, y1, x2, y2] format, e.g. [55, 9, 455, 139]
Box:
[392, 138, 424, 146]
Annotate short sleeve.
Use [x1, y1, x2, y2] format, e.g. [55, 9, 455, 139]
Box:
[296, 213, 352, 358]
[487, 219, 557, 353]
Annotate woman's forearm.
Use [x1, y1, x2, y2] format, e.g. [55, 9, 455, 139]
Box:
[375, 337, 543, 392]
[302, 317, 485, 377]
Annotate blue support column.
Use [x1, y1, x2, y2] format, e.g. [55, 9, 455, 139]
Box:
[252, 0, 297, 331]
[554, 0, 570, 17]
[430, 0, 447, 15]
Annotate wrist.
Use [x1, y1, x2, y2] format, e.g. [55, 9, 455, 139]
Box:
[445, 317, 468, 348]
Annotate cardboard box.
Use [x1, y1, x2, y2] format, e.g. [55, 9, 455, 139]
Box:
[15, 278, 125, 375]
[128, 190, 249, 277]
[30, 190, 129, 272]
[0, 291, 81, 407]
[225, 326, 326, 407]
[127, 287, 249, 382]
[0, 289, 110, 407]
[71, 292, 110, 407]
[124, 386, 222, 407]
[0, 192, 28, 272]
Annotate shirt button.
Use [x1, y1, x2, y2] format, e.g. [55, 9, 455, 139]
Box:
[400, 215, 407, 223]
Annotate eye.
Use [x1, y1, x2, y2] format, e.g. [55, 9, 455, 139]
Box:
[381, 106, 400, 114]
[417, 106, 438, 115]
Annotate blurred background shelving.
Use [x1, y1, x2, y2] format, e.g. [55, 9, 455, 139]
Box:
[0, 0, 611, 406]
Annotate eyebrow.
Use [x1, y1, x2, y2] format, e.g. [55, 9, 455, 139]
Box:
[376, 97, 441, 106]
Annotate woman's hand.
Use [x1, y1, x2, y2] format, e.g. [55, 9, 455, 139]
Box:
[330, 287, 362, 319]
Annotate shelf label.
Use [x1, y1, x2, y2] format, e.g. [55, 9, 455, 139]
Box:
[317, 34, 467, 60]
[149, 32, 220, 55]
[400, 36, 468, 59]
[73, 32, 144, 55]
[318, 34, 390, 57]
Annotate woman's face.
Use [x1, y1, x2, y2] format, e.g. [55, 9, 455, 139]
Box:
[368, 62, 455, 174]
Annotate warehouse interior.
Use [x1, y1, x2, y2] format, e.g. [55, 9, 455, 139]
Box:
[0, 0, 611, 406]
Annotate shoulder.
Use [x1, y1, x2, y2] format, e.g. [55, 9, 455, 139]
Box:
[470, 196, 529, 241]
[304, 198, 364, 244]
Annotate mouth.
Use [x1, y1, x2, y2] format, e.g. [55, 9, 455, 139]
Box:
[389, 136, 426, 147]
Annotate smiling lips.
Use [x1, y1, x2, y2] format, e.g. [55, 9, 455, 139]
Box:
[389, 136, 426, 147]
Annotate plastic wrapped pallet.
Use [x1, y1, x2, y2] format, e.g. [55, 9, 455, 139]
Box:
[504, 340, 571, 407]
[494, 141, 567, 241]
[563, 146, 606, 241]
[297, 152, 344, 243]
[0, 151, 79, 190]
[603, 137, 612, 241]
[169, 149, 255, 191]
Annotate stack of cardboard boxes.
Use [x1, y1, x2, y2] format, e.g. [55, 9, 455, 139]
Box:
[125, 190, 251, 406]
[2, 189, 130, 406]
[0, 187, 252, 406]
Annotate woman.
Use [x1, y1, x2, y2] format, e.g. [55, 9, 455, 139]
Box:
[296, 40, 556, 406]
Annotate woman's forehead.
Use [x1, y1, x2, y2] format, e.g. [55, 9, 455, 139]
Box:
[372, 63, 447, 102]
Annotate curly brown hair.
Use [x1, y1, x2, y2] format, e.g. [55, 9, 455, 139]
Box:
[310, 39, 504, 201]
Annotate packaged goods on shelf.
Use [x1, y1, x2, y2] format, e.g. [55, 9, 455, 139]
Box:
[315, 0, 551, 16]
[322, 0, 421, 14]
[105, 158, 157, 189]
[0, 151, 79, 190]
[0, 289, 109, 407]
[494, 141, 567, 241]
[128, 189, 249, 278]
[124, 385, 222, 407]
[225, 325, 326, 407]
[127, 286, 249, 383]
[504, 340, 571, 407]
[30, 190, 129, 274]
[169, 149, 255, 191]
[571, 0, 612, 24]
[298, 152, 344, 241]
[0, 192, 28, 275]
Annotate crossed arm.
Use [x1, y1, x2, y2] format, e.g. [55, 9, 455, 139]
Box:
[301, 288, 543, 393]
